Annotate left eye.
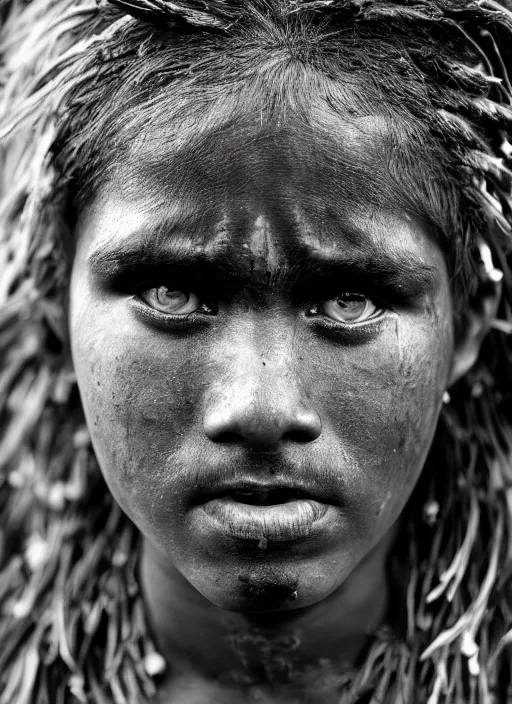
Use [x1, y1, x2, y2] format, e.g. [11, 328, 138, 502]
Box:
[312, 293, 381, 324]
[139, 287, 204, 315]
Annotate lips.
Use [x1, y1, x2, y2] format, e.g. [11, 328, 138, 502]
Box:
[228, 487, 305, 506]
[195, 480, 331, 543]
[200, 496, 328, 543]
[196, 478, 330, 507]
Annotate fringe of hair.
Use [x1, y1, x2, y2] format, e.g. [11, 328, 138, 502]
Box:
[1, 1, 512, 701]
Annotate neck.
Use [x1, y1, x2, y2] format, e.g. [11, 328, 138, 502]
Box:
[140, 526, 398, 699]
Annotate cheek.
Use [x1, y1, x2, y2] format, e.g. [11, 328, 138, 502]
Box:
[70, 303, 209, 516]
[313, 312, 453, 523]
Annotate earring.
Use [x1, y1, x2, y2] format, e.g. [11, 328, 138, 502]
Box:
[478, 239, 503, 283]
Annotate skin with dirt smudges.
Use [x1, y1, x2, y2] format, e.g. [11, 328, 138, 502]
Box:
[69, 97, 476, 702]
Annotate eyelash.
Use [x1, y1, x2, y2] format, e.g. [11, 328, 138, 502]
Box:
[131, 295, 215, 332]
[307, 300, 385, 323]
[306, 309, 391, 340]
[305, 301, 391, 344]
[132, 286, 392, 338]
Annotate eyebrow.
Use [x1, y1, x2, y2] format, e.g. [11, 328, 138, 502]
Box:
[88, 230, 245, 286]
[87, 229, 440, 300]
[295, 247, 440, 299]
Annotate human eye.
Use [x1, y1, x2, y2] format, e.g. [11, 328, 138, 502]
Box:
[133, 285, 217, 330]
[308, 293, 383, 325]
[139, 286, 210, 316]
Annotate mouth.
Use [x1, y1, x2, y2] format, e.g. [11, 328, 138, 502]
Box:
[198, 479, 325, 506]
[226, 488, 306, 506]
[196, 483, 330, 544]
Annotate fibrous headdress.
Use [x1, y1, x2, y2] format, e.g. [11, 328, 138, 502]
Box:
[1, 0, 512, 701]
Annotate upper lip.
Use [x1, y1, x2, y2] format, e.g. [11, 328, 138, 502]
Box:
[196, 478, 333, 505]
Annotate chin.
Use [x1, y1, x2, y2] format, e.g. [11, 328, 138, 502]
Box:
[189, 559, 347, 613]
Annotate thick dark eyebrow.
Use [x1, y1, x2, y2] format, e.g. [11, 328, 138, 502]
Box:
[87, 231, 440, 301]
[294, 249, 440, 300]
[87, 232, 245, 289]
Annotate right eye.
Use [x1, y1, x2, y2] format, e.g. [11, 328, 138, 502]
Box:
[139, 287, 205, 316]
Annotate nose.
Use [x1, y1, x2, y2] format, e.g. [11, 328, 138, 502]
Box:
[203, 352, 322, 449]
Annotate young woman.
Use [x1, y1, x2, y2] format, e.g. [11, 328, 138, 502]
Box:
[1, 1, 512, 701]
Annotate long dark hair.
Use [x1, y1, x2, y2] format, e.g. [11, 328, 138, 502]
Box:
[1, 1, 512, 701]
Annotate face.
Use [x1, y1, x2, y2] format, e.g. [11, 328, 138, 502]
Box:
[69, 90, 455, 613]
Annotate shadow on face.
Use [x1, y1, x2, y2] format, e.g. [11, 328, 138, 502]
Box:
[69, 72, 456, 613]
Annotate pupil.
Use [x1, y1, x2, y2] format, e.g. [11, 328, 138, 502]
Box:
[338, 294, 363, 305]
[337, 296, 366, 317]
[158, 288, 186, 306]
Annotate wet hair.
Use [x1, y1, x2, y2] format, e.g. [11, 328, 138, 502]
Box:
[1, 1, 512, 701]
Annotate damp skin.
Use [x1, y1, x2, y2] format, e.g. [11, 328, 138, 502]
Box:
[69, 103, 458, 698]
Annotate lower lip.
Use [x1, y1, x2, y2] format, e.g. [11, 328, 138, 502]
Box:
[199, 497, 329, 543]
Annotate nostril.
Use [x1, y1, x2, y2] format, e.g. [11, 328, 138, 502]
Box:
[286, 428, 319, 443]
[206, 425, 320, 447]
[211, 431, 243, 444]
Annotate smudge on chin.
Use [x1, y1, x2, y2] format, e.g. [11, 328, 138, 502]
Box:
[237, 571, 299, 611]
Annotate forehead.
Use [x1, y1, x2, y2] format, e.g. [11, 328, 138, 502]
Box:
[76, 78, 445, 278]
[107, 75, 412, 219]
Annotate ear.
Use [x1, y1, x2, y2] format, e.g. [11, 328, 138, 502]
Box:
[448, 278, 502, 386]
